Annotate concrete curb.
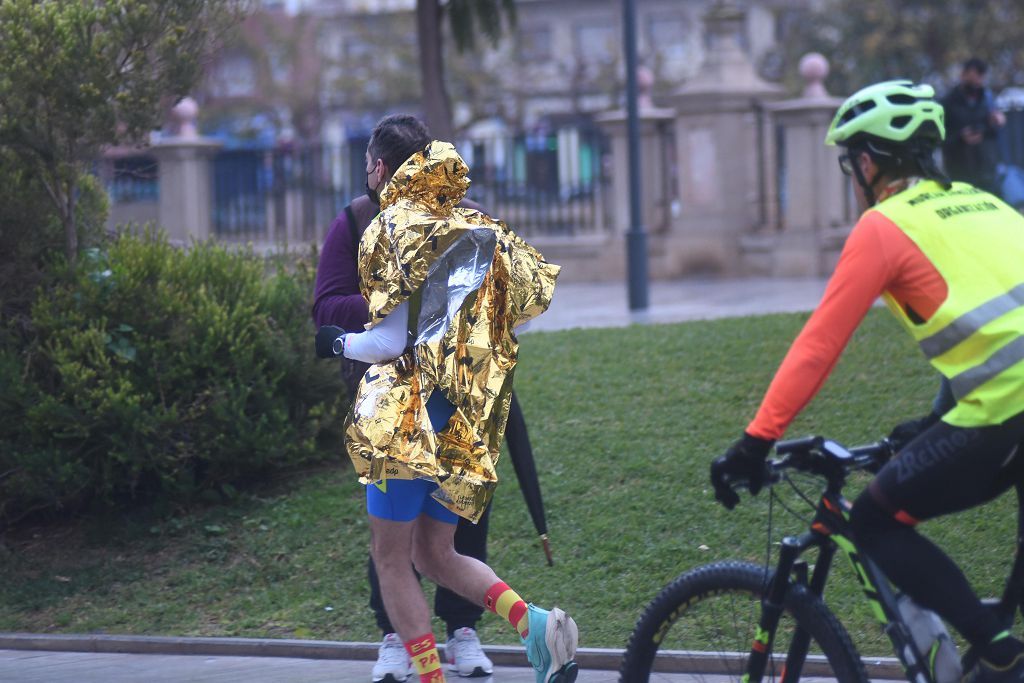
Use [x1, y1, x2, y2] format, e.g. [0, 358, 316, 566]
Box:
[0, 633, 904, 677]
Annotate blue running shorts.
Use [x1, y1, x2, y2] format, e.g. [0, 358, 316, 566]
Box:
[365, 390, 459, 524]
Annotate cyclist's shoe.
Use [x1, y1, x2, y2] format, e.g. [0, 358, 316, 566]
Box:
[962, 653, 1024, 683]
[372, 633, 413, 682]
[445, 627, 493, 677]
[521, 604, 579, 683]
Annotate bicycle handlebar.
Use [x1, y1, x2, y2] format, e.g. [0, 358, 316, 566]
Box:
[767, 435, 895, 487]
[713, 436, 896, 505]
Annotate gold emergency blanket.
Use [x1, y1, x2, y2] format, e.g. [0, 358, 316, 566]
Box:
[345, 141, 559, 522]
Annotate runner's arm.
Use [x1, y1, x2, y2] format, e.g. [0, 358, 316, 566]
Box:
[343, 301, 409, 364]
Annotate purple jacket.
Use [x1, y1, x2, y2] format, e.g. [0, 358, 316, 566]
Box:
[311, 197, 374, 331]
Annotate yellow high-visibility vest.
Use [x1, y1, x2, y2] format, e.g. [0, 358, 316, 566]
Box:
[874, 180, 1024, 427]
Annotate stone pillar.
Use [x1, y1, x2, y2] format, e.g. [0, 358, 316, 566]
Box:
[595, 80, 675, 238]
[150, 97, 222, 244]
[762, 53, 847, 276]
[666, 1, 784, 275]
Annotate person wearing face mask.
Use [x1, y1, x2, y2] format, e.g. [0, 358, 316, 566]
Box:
[941, 57, 1006, 197]
[311, 114, 556, 683]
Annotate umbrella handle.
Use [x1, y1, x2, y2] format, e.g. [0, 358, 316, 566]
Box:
[540, 534, 554, 567]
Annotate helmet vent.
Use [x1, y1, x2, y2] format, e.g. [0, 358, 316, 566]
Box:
[887, 94, 917, 105]
[891, 115, 912, 129]
[840, 100, 876, 125]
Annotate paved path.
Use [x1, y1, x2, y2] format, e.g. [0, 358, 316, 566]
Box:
[0, 648, 717, 682]
[526, 277, 828, 332]
[0, 277, 833, 683]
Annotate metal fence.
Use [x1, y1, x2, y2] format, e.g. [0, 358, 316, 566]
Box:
[208, 126, 612, 243]
[100, 154, 160, 204]
[459, 127, 611, 238]
[211, 143, 354, 244]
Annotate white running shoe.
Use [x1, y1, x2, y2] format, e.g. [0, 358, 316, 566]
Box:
[445, 627, 495, 678]
[372, 633, 413, 682]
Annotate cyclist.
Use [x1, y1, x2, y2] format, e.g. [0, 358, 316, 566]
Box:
[316, 138, 577, 683]
[711, 80, 1024, 683]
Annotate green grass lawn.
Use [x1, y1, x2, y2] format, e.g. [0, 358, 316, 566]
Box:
[0, 309, 1018, 658]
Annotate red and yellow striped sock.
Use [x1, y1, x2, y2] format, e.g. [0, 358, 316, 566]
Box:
[404, 633, 445, 682]
[485, 580, 530, 638]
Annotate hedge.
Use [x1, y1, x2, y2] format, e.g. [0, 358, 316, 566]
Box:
[0, 231, 347, 525]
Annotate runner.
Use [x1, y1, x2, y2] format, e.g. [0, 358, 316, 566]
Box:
[316, 136, 578, 683]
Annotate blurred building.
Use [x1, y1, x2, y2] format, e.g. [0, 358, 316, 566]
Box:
[108, 0, 871, 282]
[195, 0, 810, 146]
[308, 0, 810, 137]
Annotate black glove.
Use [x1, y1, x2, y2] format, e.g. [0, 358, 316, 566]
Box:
[710, 433, 775, 510]
[887, 412, 940, 453]
[315, 325, 347, 359]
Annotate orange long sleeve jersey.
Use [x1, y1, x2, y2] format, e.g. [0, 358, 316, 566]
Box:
[746, 209, 948, 441]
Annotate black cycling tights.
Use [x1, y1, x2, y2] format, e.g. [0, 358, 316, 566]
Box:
[850, 411, 1024, 647]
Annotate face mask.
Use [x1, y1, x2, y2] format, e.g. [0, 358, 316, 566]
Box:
[365, 175, 380, 206]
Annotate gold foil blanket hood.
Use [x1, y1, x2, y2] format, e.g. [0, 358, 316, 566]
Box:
[345, 141, 560, 522]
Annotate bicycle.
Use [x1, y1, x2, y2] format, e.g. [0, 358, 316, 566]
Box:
[619, 435, 1024, 682]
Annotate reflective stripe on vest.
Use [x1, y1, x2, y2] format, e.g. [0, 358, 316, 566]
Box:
[919, 283, 1024, 358]
[874, 180, 1024, 426]
[950, 336, 1024, 399]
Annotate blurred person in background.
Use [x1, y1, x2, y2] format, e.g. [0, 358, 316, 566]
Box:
[941, 57, 1006, 196]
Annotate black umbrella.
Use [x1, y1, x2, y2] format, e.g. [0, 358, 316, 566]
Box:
[505, 391, 554, 566]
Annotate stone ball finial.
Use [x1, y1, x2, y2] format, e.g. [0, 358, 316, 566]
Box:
[637, 65, 655, 109]
[798, 53, 830, 99]
[170, 96, 199, 139]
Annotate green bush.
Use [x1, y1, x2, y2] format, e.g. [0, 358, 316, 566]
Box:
[0, 231, 347, 525]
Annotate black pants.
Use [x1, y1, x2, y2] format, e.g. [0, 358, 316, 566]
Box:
[850, 411, 1024, 647]
[368, 392, 533, 637]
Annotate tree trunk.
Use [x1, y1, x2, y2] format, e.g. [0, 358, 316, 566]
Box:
[64, 177, 78, 265]
[415, 0, 455, 141]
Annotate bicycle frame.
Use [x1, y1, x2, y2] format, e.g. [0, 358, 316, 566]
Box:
[744, 469, 1024, 683]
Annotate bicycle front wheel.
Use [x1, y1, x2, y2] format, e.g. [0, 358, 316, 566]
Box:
[619, 561, 869, 683]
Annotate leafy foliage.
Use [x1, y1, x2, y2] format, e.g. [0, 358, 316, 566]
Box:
[0, 232, 347, 526]
[445, 0, 517, 54]
[0, 0, 244, 261]
[778, 0, 1024, 95]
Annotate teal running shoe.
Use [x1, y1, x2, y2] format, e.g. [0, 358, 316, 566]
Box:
[521, 604, 579, 683]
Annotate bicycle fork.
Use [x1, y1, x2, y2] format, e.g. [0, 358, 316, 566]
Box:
[742, 533, 837, 683]
[744, 529, 935, 683]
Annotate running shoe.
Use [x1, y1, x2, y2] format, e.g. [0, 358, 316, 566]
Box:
[445, 627, 494, 677]
[372, 633, 413, 682]
[521, 604, 579, 683]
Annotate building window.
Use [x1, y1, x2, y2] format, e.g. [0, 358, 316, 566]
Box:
[212, 55, 257, 98]
[268, 47, 290, 85]
[518, 25, 552, 63]
[574, 21, 617, 65]
[646, 13, 691, 63]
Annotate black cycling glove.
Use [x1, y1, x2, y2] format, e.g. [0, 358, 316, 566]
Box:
[710, 432, 775, 510]
[887, 411, 940, 453]
[315, 325, 347, 359]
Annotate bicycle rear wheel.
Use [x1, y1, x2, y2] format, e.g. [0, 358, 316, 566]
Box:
[619, 561, 869, 683]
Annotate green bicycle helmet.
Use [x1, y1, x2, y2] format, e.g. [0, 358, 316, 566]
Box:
[825, 80, 945, 147]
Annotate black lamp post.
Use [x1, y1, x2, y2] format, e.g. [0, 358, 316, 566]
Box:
[622, 0, 649, 311]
